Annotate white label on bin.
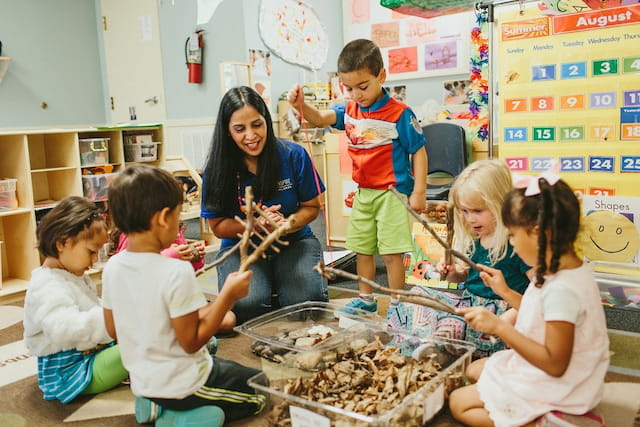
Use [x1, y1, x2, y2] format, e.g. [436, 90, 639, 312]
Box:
[423, 382, 445, 424]
[290, 405, 330, 427]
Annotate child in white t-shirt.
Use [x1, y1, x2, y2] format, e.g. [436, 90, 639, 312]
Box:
[102, 164, 265, 425]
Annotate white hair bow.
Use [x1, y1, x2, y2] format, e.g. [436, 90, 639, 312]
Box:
[513, 161, 561, 196]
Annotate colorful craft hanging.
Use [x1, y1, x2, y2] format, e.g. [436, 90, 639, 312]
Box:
[379, 0, 476, 19]
[258, 0, 328, 70]
[467, 5, 489, 149]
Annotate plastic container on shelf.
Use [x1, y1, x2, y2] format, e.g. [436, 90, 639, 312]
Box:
[82, 173, 119, 202]
[79, 138, 110, 167]
[247, 322, 474, 426]
[0, 240, 3, 289]
[124, 142, 159, 162]
[234, 301, 384, 353]
[0, 178, 18, 210]
[124, 133, 153, 145]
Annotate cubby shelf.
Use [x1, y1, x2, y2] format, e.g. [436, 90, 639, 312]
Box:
[0, 125, 164, 301]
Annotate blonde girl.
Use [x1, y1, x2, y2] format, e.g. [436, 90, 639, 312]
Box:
[389, 160, 531, 357]
[23, 196, 127, 403]
[450, 175, 609, 426]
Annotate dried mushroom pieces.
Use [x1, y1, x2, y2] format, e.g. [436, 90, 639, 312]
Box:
[266, 336, 462, 425]
[250, 324, 339, 363]
[424, 201, 448, 223]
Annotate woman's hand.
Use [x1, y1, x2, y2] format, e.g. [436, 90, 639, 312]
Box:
[256, 204, 286, 232]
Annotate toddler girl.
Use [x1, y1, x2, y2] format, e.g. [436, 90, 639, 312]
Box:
[23, 196, 128, 403]
[450, 174, 610, 426]
[390, 159, 531, 357]
[112, 221, 206, 272]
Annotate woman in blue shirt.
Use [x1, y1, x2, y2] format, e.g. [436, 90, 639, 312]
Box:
[201, 86, 328, 325]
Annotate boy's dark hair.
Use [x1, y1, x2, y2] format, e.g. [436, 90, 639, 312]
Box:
[203, 86, 280, 213]
[108, 164, 183, 234]
[37, 196, 104, 257]
[337, 39, 383, 76]
[502, 179, 580, 286]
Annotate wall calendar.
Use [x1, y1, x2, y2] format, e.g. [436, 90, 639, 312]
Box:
[496, 3, 640, 197]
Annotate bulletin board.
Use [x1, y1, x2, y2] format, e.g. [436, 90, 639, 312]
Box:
[342, 0, 474, 81]
[495, 3, 640, 198]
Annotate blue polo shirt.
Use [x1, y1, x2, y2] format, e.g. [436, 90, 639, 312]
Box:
[201, 139, 325, 250]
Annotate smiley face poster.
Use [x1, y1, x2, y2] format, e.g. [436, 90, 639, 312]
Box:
[580, 195, 640, 266]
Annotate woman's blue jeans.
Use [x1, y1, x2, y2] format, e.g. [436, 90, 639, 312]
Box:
[215, 236, 329, 324]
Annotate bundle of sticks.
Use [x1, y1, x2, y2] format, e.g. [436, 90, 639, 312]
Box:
[196, 186, 295, 275]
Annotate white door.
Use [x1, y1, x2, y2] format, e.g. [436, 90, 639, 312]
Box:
[101, 0, 167, 124]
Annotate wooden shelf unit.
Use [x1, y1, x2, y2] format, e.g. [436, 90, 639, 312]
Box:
[0, 125, 164, 300]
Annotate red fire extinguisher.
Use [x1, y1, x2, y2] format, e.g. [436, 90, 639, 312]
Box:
[185, 29, 204, 84]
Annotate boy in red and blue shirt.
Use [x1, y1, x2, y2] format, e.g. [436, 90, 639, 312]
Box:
[288, 38, 427, 316]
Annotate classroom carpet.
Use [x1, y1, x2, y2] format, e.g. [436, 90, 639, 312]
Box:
[1, 292, 639, 426]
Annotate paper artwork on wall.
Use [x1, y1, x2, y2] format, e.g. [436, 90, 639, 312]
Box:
[249, 49, 273, 112]
[351, 0, 370, 24]
[344, 1, 472, 81]
[259, 0, 328, 70]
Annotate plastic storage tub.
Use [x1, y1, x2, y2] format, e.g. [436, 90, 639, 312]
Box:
[247, 323, 474, 426]
[82, 173, 119, 202]
[124, 133, 153, 145]
[235, 301, 384, 353]
[0, 178, 18, 210]
[124, 142, 159, 162]
[79, 138, 110, 167]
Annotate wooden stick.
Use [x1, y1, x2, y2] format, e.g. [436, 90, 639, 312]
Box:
[441, 203, 455, 281]
[194, 241, 241, 277]
[389, 186, 479, 271]
[314, 263, 457, 314]
[238, 187, 254, 267]
[239, 220, 292, 272]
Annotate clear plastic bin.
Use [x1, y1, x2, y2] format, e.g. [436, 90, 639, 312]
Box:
[124, 142, 159, 162]
[248, 324, 474, 426]
[0, 178, 18, 210]
[82, 173, 119, 202]
[79, 138, 110, 167]
[124, 133, 153, 145]
[235, 301, 384, 353]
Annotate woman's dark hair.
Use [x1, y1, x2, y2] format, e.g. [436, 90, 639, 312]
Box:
[202, 86, 280, 213]
[37, 196, 105, 257]
[502, 179, 580, 286]
[108, 164, 183, 233]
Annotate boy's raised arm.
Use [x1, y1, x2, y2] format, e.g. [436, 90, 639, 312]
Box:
[287, 84, 337, 128]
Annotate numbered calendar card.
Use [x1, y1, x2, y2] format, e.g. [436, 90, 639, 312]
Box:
[496, 3, 640, 197]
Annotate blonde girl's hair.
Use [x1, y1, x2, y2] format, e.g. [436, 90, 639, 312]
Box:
[448, 159, 513, 264]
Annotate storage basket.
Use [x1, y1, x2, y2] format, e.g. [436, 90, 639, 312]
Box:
[79, 138, 110, 167]
[82, 173, 119, 202]
[124, 142, 159, 162]
[124, 133, 153, 145]
[0, 178, 18, 210]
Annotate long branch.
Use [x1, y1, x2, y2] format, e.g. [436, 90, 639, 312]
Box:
[389, 186, 478, 271]
[314, 263, 456, 314]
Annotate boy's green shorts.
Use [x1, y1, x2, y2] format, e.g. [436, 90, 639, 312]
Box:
[345, 188, 413, 255]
